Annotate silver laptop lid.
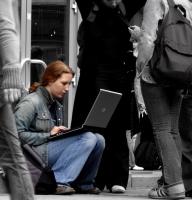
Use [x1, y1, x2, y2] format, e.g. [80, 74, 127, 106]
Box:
[83, 89, 122, 128]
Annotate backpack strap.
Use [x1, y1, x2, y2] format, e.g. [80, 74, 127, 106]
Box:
[167, 0, 175, 8]
[167, 0, 186, 17]
[157, 0, 187, 39]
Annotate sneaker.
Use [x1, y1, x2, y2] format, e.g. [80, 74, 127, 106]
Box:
[148, 186, 185, 199]
[55, 185, 76, 195]
[148, 186, 168, 199]
[131, 165, 144, 171]
[75, 187, 101, 194]
[111, 185, 126, 193]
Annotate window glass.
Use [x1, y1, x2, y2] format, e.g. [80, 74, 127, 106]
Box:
[31, 0, 68, 83]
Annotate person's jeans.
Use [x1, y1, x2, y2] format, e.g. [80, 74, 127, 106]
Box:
[126, 130, 135, 167]
[48, 132, 105, 190]
[180, 92, 192, 192]
[0, 104, 34, 200]
[141, 81, 183, 187]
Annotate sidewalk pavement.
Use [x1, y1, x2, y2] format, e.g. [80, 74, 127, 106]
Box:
[0, 189, 192, 200]
[0, 170, 162, 200]
[0, 188, 151, 200]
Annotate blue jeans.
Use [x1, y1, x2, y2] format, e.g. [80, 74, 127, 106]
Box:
[0, 104, 34, 200]
[48, 132, 105, 190]
[141, 81, 183, 187]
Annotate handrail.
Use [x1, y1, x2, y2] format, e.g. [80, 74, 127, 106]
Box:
[21, 58, 47, 69]
[20, 58, 47, 92]
[20, 58, 76, 87]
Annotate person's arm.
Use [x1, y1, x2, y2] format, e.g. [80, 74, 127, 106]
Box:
[134, 74, 147, 118]
[14, 99, 51, 146]
[0, 0, 23, 103]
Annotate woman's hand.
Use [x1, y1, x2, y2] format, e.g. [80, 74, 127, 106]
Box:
[50, 126, 69, 136]
[128, 25, 142, 42]
[138, 103, 147, 118]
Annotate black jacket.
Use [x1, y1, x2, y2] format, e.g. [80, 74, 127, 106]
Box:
[76, 0, 146, 71]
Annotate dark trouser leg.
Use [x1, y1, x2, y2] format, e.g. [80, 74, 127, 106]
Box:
[95, 129, 129, 190]
[0, 104, 34, 200]
[179, 94, 192, 192]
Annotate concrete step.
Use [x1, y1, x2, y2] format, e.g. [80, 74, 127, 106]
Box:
[0, 170, 162, 194]
[128, 170, 162, 188]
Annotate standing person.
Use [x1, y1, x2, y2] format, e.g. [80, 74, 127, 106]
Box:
[72, 0, 147, 193]
[133, 0, 192, 198]
[126, 130, 144, 171]
[179, 89, 192, 197]
[14, 60, 105, 195]
[0, 0, 34, 199]
[30, 46, 44, 84]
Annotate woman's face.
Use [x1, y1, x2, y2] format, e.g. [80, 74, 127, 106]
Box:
[102, 0, 122, 8]
[47, 73, 73, 99]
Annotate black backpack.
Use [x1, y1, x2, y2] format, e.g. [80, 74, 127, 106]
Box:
[150, 0, 192, 88]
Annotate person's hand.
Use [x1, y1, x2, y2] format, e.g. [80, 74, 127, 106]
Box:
[138, 103, 147, 118]
[58, 126, 70, 132]
[139, 108, 147, 118]
[128, 25, 142, 42]
[50, 126, 69, 136]
[3, 88, 21, 103]
[2, 64, 23, 103]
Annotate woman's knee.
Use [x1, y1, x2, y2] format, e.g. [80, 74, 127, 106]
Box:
[81, 132, 105, 151]
[81, 132, 98, 149]
[95, 133, 105, 150]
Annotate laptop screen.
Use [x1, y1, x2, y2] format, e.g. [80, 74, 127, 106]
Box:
[49, 89, 122, 141]
[83, 89, 122, 128]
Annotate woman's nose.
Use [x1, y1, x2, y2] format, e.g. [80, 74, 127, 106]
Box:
[65, 83, 70, 91]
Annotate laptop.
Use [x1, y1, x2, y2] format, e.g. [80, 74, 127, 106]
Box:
[49, 88, 122, 141]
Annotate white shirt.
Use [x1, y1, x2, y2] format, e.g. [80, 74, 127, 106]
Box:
[133, 0, 192, 111]
[137, 0, 192, 74]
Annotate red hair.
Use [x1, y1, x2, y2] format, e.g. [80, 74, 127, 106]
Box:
[29, 60, 74, 92]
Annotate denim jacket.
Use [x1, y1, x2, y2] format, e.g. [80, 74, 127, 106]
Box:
[14, 86, 65, 164]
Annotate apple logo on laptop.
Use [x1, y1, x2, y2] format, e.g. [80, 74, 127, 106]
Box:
[101, 107, 106, 113]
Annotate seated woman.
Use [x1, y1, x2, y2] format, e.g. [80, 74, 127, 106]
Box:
[14, 60, 105, 195]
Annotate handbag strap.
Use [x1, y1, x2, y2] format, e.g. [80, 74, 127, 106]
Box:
[22, 144, 47, 169]
[167, 0, 175, 8]
[167, 0, 186, 17]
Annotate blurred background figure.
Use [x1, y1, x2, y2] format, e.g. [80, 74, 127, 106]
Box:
[126, 130, 144, 171]
[0, 0, 34, 199]
[30, 45, 45, 84]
